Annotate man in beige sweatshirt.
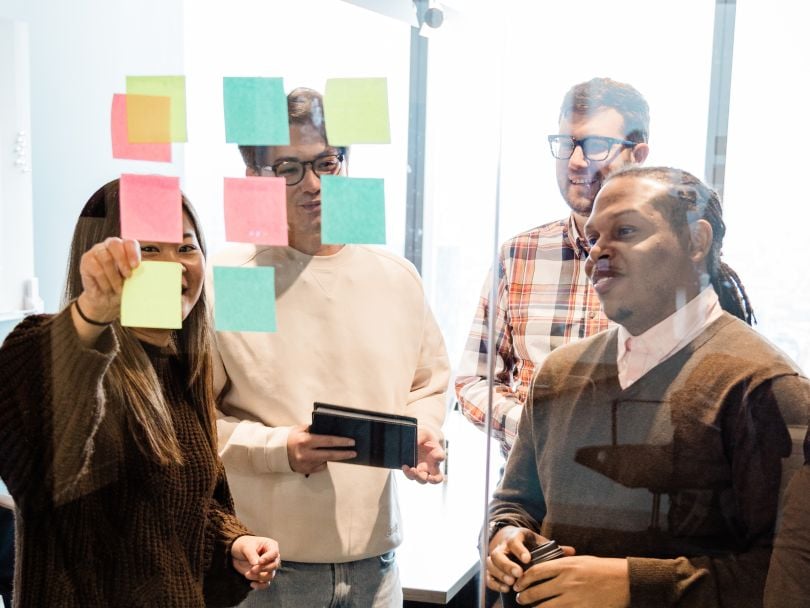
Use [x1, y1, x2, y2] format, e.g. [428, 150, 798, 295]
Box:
[211, 87, 450, 608]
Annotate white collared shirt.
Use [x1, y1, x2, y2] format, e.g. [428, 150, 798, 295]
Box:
[616, 287, 723, 389]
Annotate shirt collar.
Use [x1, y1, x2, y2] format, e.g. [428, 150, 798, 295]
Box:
[566, 215, 589, 258]
[616, 286, 723, 365]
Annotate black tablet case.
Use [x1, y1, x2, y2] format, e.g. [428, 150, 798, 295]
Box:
[310, 402, 417, 469]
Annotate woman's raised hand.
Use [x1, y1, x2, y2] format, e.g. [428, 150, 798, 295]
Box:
[71, 237, 140, 346]
[75, 237, 141, 324]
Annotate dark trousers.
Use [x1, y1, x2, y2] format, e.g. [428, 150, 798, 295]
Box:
[0, 507, 12, 607]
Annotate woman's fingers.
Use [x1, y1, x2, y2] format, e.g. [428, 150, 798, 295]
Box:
[93, 242, 126, 294]
[77, 238, 143, 322]
[81, 254, 115, 296]
[122, 238, 141, 271]
[103, 237, 141, 278]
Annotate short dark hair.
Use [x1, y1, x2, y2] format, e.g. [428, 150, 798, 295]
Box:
[605, 166, 754, 325]
[559, 77, 650, 144]
[238, 87, 342, 169]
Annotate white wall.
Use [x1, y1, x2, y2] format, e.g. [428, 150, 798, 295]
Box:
[0, 0, 185, 312]
[0, 19, 34, 317]
[723, 3, 810, 372]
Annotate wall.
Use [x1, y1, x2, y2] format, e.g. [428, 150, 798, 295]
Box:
[0, 321, 15, 344]
[0, 0, 185, 313]
[0, 18, 34, 318]
[723, 3, 810, 372]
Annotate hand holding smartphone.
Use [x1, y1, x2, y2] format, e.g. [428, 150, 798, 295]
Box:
[501, 539, 565, 608]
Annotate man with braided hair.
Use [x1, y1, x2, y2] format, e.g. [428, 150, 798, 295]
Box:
[486, 166, 809, 607]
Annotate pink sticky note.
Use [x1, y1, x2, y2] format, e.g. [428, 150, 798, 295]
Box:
[111, 94, 172, 162]
[224, 176, 288, 245]
[119, 174, 183, 243]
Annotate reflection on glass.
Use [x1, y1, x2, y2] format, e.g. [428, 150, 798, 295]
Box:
[1, 1, 808, 606]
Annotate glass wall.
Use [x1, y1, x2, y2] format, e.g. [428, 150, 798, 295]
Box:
[723, 2, 810, 373]
[0, 1, 807, 606]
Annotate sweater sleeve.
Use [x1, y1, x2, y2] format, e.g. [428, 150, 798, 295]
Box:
[627, 374, 809, 607]
[764, 416, 810, 608]
[405, 301, 450, 440]
[0, 308, 118, 509]
[212, 343, 294, 474]
[764, 464, 810, 608]
[488, 381, 547, 535]
[202, 460, 252, 608]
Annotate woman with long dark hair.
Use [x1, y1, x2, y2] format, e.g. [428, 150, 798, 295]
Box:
[0, 179, 280, 607]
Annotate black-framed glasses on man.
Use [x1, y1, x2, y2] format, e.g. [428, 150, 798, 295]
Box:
[258, 152, 345, 186]
[547, 135, 636, 161]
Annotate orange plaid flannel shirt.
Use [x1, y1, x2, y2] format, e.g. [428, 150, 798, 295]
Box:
[455, 215, 610, 455]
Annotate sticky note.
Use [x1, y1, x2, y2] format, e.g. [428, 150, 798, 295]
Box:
[126, 76, 187, 142]
[323, 78, 391, 145]
[321, 175, 386, 244]
[224, 176, 288, 245]
[223, 77, 290, 145]
[121, 261, 182, 329]
[119, 173, 183, 243]
[125, 94, 171, 144]
[214, 266, 277, 333]
[111, 94, 172, 161]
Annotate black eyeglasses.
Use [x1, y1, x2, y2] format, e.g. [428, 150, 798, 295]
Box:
[547, 135, 636, 161]
[259, 152, 344, 186]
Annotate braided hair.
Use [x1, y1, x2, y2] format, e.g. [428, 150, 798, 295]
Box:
[605, 166, 755, 325]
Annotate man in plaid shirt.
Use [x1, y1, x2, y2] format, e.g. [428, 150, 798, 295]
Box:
[455, 78, 650, 456]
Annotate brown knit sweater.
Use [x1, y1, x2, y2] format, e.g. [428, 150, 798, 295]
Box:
[0, 309, 251, 607]
[490, 314, 810, 607]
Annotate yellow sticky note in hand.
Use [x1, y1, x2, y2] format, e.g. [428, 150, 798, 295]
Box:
[121, 261, 182, 329]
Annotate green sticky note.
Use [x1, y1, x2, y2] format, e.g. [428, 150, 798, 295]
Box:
[223, 77, 290, 145]
[323, 77, 391, 145]
[321, 175, 386, 244]
[126, 76, 187, 142]
[214, 266, 276, 333]
[121, 261, 182, 329]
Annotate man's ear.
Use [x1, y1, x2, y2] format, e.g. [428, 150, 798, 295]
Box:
[246, 166, 258, 177]
[689, 219, 713, 263]
[632, 142, 650, 164]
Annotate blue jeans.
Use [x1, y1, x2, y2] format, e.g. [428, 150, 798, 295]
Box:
[237, 551, 401, 608]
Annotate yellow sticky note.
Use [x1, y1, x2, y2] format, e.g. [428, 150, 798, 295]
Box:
[323, 77, 391, 145]
[126, 76, 188, 142]
[121, 261, 182, 329]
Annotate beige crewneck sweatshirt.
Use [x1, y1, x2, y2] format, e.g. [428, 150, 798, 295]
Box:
[210, 244, 449, 563]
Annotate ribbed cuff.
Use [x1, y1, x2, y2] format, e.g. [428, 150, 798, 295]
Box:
[627, 557, 677, 607]
[53, 304, 117, 357]
[228, 420, 293, 474]
[264, 425, 292, 473]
